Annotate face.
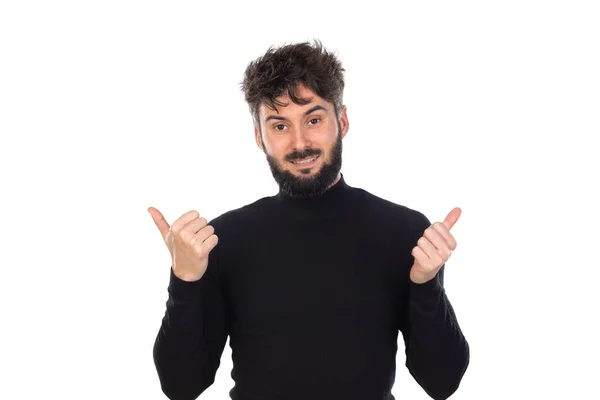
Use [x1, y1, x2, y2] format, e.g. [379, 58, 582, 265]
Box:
[254, 82, 349, 198]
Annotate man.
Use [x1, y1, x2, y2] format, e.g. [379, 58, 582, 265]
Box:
[150, 39, 469, 400]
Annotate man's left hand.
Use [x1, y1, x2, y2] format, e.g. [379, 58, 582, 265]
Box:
[410, 207, 461, 284]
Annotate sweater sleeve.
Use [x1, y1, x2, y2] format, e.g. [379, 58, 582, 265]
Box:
[153, 241, 229, 400]
[398, 211, 470, 400]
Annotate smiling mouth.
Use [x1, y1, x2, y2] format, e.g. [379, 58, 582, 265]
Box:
[290, 155, 319, 165]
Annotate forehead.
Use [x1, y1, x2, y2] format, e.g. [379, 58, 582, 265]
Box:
[259, 83, 329, 119]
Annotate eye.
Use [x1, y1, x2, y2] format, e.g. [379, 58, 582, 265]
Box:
[308, 118, 321, 125]
[274, 124, 286, 131]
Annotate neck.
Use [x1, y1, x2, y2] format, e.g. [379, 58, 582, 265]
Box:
[273, 172, 351, 221]
[328, 172, 341, 189]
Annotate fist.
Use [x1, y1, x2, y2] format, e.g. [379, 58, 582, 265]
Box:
[148, 207, 219, 282]
[410, 207, 461, 284]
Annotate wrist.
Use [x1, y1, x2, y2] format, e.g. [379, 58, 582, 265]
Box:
[168, 266, 205, 301]
[409, 269, 435, 284]
[409, 273, 443, 306]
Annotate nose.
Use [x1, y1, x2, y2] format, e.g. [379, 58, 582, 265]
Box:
[290, 126, 313, 152]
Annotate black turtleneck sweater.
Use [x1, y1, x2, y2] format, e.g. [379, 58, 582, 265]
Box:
[153, 173, 469, 400]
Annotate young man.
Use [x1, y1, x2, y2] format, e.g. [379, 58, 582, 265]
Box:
[150, 40, 469, 400]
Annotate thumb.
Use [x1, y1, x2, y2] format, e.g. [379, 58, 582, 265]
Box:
[148, 206, 170, 241]
[442, 207, 462, 231]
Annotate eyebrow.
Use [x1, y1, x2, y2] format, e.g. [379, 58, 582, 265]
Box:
[264, 105, 328, 123]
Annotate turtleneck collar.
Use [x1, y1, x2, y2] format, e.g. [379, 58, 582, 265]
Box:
[273, 173, 352, 219]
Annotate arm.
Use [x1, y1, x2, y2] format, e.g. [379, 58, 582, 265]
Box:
[153, 245, 229, 400]
[399, 212, 469, 400]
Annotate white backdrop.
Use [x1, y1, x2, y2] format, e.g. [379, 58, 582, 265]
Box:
[1, 1, 598, 399]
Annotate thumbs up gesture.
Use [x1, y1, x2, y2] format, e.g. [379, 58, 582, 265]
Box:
[410, 207, 461, 284]
[148, 207, 219, 282]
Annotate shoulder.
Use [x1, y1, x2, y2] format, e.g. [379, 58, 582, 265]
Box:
[352, 186, 431, 235]
[206, 195, 274, 233]
[203, 196, 274, 272]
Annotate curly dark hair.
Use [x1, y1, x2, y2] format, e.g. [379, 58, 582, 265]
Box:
[240, 39, 346, 133]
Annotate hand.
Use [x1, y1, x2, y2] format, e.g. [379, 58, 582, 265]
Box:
[409, 207, 461, 284]
[148, 207, 219, 282]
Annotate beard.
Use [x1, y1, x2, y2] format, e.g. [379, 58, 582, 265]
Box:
[262, 126, 343, 199]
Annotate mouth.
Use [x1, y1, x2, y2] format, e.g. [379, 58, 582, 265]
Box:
[289, 155, 320, 168]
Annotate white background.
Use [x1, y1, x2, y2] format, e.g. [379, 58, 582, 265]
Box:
[1, 1, 599, 399]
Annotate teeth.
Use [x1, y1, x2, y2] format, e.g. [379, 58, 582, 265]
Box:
[292, 156, 317, 164]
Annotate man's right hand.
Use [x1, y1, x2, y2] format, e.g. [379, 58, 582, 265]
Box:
[148, 207, 219, 282]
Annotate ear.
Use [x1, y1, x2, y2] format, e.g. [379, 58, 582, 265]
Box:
[339, 105, 349, 139]
[254, 126, 264, 152]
